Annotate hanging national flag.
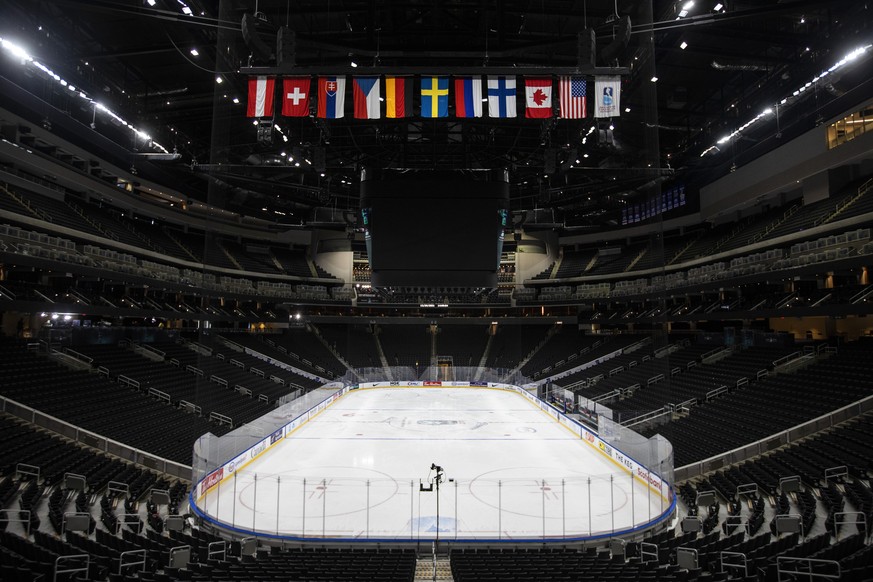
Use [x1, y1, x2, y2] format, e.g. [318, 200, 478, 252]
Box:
[353, 76, 381, 119]
[559, 76, 586, 119]
[454, 76, 483, 118]
[524, 77, 553, 118]
[316, 76, 346, 119]
[281, 77, 310, 117]
[247, 76, 275, 118]
[487, 76, 516, 118]
[421, 76, 449, 118]
[385, 76, 413, 118]
[594, 76, 621, 118]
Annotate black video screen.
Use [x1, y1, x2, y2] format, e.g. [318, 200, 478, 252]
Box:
[361, 171, 509, 287]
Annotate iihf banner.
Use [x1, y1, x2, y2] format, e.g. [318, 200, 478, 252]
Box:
[593, 76, 621, 118]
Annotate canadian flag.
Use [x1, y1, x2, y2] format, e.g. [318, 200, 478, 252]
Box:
[282, 77, 310, 117]
[525, 77, 553, 118]
[247, 76, 275, 118]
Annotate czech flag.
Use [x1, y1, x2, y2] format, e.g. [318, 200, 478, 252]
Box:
[353, 76, 380, 119]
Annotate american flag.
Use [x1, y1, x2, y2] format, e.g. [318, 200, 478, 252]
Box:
[559, 76, 586, 118]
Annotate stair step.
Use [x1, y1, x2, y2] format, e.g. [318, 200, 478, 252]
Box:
[414, 557, 453, 582]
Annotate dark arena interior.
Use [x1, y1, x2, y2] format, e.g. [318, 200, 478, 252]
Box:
[1, 0, 873, 580]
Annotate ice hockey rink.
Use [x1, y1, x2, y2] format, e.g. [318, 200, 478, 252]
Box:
[194, 386, 673, 541]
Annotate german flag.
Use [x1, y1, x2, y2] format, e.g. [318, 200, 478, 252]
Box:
[384, 76, 413, 118]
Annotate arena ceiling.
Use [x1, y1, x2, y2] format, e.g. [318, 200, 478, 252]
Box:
[0, 0, 871, 228]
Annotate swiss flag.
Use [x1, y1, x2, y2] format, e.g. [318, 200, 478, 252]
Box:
[281, 77, 310, 117]
[525, 77, 553, 118]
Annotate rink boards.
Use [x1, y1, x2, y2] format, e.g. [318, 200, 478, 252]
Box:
[190, 382, 676, 543]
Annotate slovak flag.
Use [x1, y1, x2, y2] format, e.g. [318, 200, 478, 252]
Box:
[247, 76, 275, 118]
[487, 76, 516, 118]
[454, 76, 483, 118]
[353, 76, 380, 119]
[524, 77, 553, 118]
[317, 76, 346, 119]
[281, 77, 310, 117]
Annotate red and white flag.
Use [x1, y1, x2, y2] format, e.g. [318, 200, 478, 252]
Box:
[559, 76, 587, 119]
[525, 77, 553, 118]
[281, 77, 310, 117]
[353, 76, 381, 119]
[247, 75, 275, 118]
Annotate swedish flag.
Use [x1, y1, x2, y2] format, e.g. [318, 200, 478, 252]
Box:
[421, 76, 449, 118]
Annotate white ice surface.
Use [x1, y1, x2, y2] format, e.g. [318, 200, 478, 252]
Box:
[197, 387, 669, 540]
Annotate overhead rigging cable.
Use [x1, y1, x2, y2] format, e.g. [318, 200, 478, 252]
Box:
[164, 31, 236, 75]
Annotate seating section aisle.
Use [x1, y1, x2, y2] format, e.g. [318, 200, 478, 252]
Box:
[196, 337, 324, 391]
[221, 241, 280, 274]
[222, 330, 345, 378]
[271, 247, 318, 278]
[647, 339, 873, 467]
[763, 190, 856, 241]
[586, 242, 648, 275]
[630, 236, 692, 272]
[559, 341, 711, 392]
[434, 325, 489, 367]
[0, 415, 161, 497]
[0, 338, 223, 464]
[523, 331, 642, 379]
[149, 341, 291, 407]
[701, 412, 873, 543]
[318, 323, 381, 369]
[16, 192, 105, 238]
[483, 325, 550, 370]
[605, 346, 795, 421]
[554, 249, 597, 278]
[378, 324, 433, 368]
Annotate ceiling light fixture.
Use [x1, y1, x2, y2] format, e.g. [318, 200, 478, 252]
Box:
[0, 36, 168, 153]
[701, 44, 871, 157]
[189, 48, 199, 56]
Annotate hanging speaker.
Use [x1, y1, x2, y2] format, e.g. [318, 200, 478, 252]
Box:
[277, 27, 296, 67]
[544, 149, 556, 174]
[242, 13, 274, 62]
[599, 16, 632, 64]
[578, 29, 596, 69]
[313, 147, 325, 172]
